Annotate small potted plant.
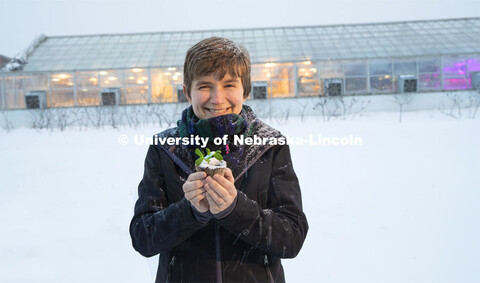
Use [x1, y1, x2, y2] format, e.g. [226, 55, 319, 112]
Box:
[194, 148, 227, 176]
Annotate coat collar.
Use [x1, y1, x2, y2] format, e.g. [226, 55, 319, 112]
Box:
[155, 115, 283, 182]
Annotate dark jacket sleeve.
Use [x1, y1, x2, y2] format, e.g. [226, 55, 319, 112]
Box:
[217, 144, 309, 258]
[129, 144, 207, 257]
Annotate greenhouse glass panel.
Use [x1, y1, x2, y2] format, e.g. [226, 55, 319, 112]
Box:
[25, 74, 48, 90]
[251, 64, 271, 81]
[51, 73, 73, 89]
[443, 56, 467, 77]
[122, 86, 149, 104]
[418, 58, 441, 73]
[0, 76, 3, 109]
[4, 75, 24, 92]
[269, 63, 293, 80]
[297, 78, 319, 96]
[297, 62, 320, 96]
[4, 90, 25, 109]
[344, 61, 367, 76]
[443, 56, 469, 89]
[51, 89, 74, 107]
[75, 71, 99, 88]
[394, 60, 417, 74]
[168, 69, 183, 85]
[318, 61, 343, 78]
[419, 73, 441, 91]
[345, 77, 368, 94]
[270, 79, 294, 98]
[467, 56, 480, 72]
[443, 78, 470, 90]
[125, 68, 148, 87]
[369, 60, 392, 75]
[370, 75, 393, 93]
[100, 70, 124, 88]
[77, 89, 100, 106]
[150, 68, 176, 103]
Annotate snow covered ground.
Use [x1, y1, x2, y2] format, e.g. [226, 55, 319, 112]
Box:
[0, 110, 479, 282]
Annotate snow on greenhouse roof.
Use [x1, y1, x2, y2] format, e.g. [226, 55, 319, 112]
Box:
[8, 17, 480, 72]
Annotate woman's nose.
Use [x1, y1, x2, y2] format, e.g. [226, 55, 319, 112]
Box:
[210, 87, 226, 104]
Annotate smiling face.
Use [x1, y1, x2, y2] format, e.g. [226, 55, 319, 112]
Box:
[184, 72, 246, 119]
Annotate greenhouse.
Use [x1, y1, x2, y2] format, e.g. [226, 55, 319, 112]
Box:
[1, 17, 479, 110]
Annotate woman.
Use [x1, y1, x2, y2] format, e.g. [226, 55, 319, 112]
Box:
[130, 37, 308, 283]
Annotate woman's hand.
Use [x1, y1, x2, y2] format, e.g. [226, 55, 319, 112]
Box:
[205, 168, 237, 215]
[183, 172, 209, 212]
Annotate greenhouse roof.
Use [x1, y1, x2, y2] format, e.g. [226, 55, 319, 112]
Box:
[10, 17, 480, 72]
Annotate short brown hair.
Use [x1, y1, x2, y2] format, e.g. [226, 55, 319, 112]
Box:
[183, 37, 251, 98]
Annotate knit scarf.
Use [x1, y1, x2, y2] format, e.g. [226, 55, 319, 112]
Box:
[177, 105, 256, 140]
[162, 104, 283, 181]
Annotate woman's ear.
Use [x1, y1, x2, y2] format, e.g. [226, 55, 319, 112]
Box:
[183, 84, 192, 103]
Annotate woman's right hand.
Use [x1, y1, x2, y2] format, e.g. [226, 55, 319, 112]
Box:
[183, 171, 209, 212]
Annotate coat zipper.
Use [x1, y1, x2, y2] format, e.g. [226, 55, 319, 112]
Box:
[264, 255, 274, 283]
[166, 255, 176, 283]
[215, 222, 223, 283]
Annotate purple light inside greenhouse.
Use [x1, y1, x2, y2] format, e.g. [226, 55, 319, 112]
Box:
[443, 60, 467, 75]
[467, 59, 480, 72]
[442, 57, 480, 89]
[444, 78, 469, 90]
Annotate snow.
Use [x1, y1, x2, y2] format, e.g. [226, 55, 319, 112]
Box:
[0, 110, 479, 282]
[2, 34, 47, 72]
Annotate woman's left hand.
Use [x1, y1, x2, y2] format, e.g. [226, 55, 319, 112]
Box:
[205, 168, 237, 215]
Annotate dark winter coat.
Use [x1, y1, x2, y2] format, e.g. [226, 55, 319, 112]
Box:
[130, 124, 308, 283]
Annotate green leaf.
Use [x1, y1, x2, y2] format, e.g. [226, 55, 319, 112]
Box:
[213, 152, 223, 161]
[206, 148, 211, 155]
[195, 148, 203, 158]
[195, 157, 203, 166]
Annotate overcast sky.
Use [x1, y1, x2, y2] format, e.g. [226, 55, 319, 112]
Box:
[0, 0, 479, 58]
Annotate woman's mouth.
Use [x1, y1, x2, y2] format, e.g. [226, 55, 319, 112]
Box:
[206, 107, 230, 114]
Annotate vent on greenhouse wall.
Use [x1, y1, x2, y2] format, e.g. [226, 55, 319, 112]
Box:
[25, 91, 47, 109]
[101, 88, 120, 105]
[177, 85, 187, 102]
[397, 75, 418, 93]
[472, 72, 480, 90]
[252, 82, 268, 99]
[324, 79, 343, 96]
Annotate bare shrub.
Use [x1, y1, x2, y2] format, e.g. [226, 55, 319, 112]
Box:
[1, 111, 14, 132]
[30, 109, 54, 130]
[55, 108, 77, 131]
[122, 105, 143, 128]
[148, 104, 170, 127]
[439, 92, 463, 119]
[295, 100, 310, 122]
[393, 92, 415, 123]
[467, 91, 480, 119]
[314, 95, 371, 122]
[313, 96, 329, 122]
[348, 98, 371, 120]
[104, 105, 120, 129]
[274, 105, 291, 124]
[84, 107, 106, 129]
